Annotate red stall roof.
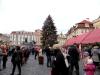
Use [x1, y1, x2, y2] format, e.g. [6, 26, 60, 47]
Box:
[82, 29, 100, 44]
[75, 31, 92, 44]
[65, 29, 100, 46]
[65, 37, 76, 46]
[65, 31, 92, 46]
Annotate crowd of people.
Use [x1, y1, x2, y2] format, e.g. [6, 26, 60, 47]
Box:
[0, 44, 31, 75]
[44, 44, 100, 75]
[44, 45, 80, 75]
[0, 43, 100, 75]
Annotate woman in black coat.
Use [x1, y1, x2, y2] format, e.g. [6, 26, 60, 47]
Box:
[51, 48, 69, 75]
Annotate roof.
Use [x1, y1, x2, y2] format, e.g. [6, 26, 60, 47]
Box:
[77, 20, 93, 24]
[75, 31, 92, 44]
[65, 31, 91, 46]
[65, 37, 76, 46]
[11, 31, 16, 34]
[65, 29, 100, 46]
[66, 20, 93, 35]
[82, 29, 100, 44]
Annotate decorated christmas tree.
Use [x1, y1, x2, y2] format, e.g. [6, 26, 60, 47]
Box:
[41, 15, 58, 47]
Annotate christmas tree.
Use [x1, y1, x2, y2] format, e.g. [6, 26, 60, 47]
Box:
[41, 15, 58, 47]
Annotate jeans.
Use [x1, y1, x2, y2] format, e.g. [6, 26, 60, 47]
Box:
[47, 56, 51, 67]
[11, 63, 21, 75]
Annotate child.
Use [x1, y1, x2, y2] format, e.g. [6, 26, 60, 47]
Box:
[83, 51, 90, 65]
[84, 58, 96, 75]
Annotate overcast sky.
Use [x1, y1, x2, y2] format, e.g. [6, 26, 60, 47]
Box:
[0, 0, 100, 34]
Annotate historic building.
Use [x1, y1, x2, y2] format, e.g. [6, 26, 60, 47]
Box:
[66, 19, 94, 40]
[57, 33, 67, 46]
[53, 32, 67, 47]
[0, 34, 10, 44]
[10, 29, 42, 45]
[33, 29, 42, 46]
[93, 16, 100, 28]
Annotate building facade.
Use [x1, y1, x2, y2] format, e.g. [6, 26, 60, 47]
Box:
[93, 16, 100, 28]
[33, 29, 42, 46]
[10, 29, 42, 45]
[66, 19, 94, 40]
[0, 34, 10, 45]
[53, 33, 67, 47]
[57, 33, 67, 46]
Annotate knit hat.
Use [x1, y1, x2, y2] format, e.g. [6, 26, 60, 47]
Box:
[84, 51, 89, 57]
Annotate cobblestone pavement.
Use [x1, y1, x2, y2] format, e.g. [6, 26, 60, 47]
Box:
[0, 55, 100, 75]
[0, 55, 51, 75]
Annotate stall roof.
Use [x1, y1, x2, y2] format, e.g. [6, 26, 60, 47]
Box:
[82, 29, 100, 44]
[65, 29, 100, 46]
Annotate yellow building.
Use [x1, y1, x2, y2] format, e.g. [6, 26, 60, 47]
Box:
[66, 19, 94, 40]
[93, 16, 100, 28]
[53, 33, 67, 47]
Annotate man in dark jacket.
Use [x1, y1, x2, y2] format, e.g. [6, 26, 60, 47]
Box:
[0, 47, 3, 71]
[10, 46, 22, 75]
[68, 45, 80, 75]
[45, 46, 52, 67]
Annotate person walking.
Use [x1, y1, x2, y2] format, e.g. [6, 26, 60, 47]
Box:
[84, 58, 96, 75]
[38, 48, 44, 65]
[0, 46, 3, 71]
[45, 46, 52, 67]
[34, 46, 40, 60]
[10, 46, 22, 75]
[51, 47, 59, 75]
[52, 47, 69, 75]
[2, 45, 8, 69]
[68, 45, 80, 75]
[91, 46, 100, 67]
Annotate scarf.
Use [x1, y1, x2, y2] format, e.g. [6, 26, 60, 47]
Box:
[62, 52, 69, 68]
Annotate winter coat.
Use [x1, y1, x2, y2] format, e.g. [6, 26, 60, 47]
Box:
[11, 50, 22, 64]
[45, 47, 51, 57]
[68, 45, 80, 64]
[54, 51, 69, 75]
[0, 48, 2, 60]
[84, 64, 96, 75]
[92, 48, 100, 62]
